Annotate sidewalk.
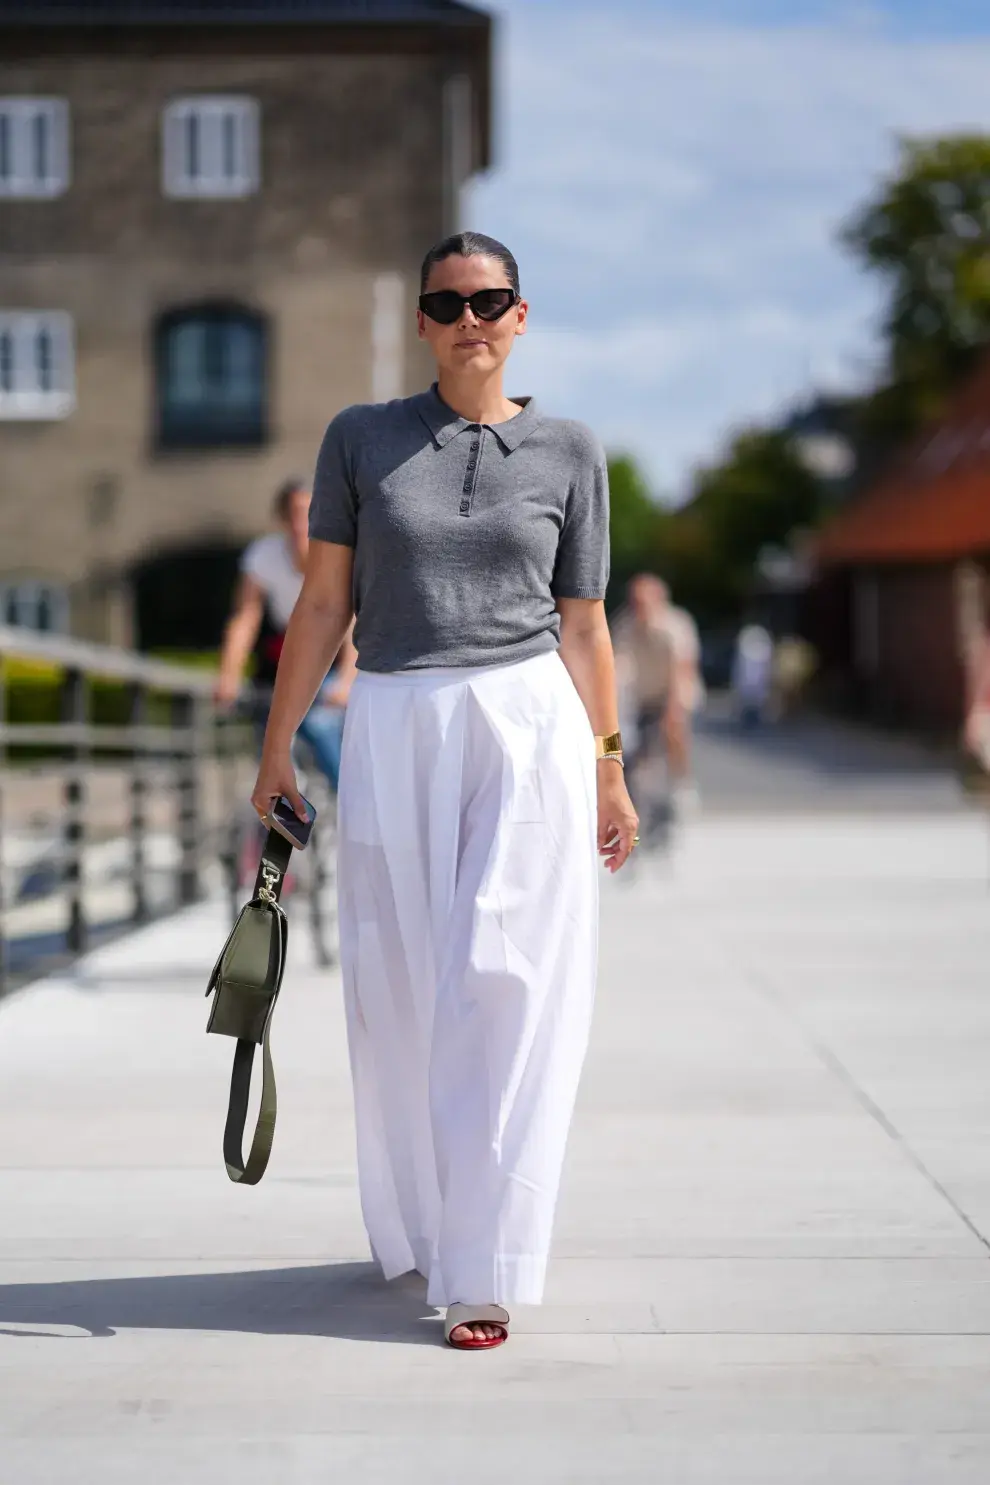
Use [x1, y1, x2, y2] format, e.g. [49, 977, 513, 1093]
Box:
[2, 812, 990, 1483]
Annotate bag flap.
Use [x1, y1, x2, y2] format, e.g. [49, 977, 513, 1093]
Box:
[206, 900, 288, 1042]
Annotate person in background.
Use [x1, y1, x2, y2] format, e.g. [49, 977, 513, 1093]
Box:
[612, 574, 701, 820]
[731, 622, 774, 729]
[660, 584, 704, 814]
[215, 478, 356, 788]
[963, 622, 990, 773]
[611, 574, 682, 840]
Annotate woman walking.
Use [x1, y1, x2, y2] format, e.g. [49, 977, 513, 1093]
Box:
[252, 232, 638, 1349]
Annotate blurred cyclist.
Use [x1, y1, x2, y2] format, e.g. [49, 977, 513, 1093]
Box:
[613, 574, 701, 822]
[658, 580, 704, 813]
[215, 477, 356, 789]
[611, 574, 682, 842]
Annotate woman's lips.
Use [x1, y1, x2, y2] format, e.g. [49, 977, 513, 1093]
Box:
[455, 338, 488, 347]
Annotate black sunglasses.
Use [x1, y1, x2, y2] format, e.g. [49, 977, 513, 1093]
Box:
[418, 288, 519, 325]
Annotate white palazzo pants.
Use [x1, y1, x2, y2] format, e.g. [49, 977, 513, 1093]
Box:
[336, 650, 599, 1308]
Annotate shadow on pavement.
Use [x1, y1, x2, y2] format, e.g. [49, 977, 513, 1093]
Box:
[0, 1262, 441, 1346]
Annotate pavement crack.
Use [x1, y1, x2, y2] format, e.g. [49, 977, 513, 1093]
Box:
[742, 962, 990, 1257]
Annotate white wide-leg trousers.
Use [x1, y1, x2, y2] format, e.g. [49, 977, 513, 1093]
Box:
[336, 650, 599, 1308]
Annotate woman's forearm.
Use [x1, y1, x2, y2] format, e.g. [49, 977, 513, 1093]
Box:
[217, 581, 264, 690]
[557, 603, 620, 737]
[262, 594, 352, 757]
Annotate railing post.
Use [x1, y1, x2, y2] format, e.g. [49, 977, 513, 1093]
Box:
[173, 689, 201, 906]
[61, 666, 87, 956]
[128, 681, 150, 925]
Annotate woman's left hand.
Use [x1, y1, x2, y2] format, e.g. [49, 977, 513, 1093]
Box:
[596, 761, 639, 872]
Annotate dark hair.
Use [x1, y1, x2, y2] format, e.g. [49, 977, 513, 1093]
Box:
[272, 477, 308, 520]
[419, 231, 520, 296]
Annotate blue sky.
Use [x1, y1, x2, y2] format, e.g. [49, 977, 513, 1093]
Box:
[468, 0, 990, 494]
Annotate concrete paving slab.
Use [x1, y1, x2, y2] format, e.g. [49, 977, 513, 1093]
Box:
[2, 811, 990, 1481]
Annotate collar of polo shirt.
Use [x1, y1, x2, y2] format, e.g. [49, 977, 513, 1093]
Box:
[415, 382, 542, 453]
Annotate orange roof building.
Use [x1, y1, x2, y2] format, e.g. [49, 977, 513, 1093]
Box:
[818, 353, 990, 567]
[813, 352, 990, 733]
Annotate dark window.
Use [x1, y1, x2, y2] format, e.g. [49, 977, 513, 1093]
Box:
[222, 111, 237, 181]
[35, 325, 53, 393]
[0, 330, 13, 393]
[185, 111, 200, 182]
[33, 109, 48, 182]
[133, 541, 243, 652]
[156, 305, 267, 449]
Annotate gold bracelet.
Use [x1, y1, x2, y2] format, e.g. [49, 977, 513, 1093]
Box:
[594, 730, 622, 760]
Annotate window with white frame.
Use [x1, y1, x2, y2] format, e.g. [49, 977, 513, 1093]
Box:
[0, 312, 75, 419]
[162, 96, 259, 199]
[0, 98, 70, 198]
[0, 578, 69, 635]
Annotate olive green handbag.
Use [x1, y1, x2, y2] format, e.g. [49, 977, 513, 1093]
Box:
[205, 829, 293, 1185]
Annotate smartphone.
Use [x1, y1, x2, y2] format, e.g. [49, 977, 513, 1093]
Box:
[264, 794, 316, 850]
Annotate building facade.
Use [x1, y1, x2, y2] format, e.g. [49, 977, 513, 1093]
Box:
[0, 0, 491, 647]
[814, 351, 990, 734]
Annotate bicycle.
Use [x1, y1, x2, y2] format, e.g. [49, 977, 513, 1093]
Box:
[217, 690, 339, 969]
[624, 703, 676, 855]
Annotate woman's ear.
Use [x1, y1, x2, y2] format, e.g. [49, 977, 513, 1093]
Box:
[514, 300, 529, 338]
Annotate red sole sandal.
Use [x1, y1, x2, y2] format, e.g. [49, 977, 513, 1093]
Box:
[444, 1304, 510, 1350]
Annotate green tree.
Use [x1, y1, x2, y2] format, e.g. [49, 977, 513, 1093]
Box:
[659, 428, 825, 621]
[605, 453, 665, 600]
[842, 134, 990, 438]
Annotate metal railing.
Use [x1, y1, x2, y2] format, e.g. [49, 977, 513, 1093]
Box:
[0, 625, 243, 996]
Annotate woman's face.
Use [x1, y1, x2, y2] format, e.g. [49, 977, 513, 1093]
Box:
[417, 253, 527, 377]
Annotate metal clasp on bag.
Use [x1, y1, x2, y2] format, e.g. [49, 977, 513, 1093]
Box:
[258, 860, 281, 904]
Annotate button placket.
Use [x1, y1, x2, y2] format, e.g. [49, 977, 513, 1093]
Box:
[460, 426, 484, 516]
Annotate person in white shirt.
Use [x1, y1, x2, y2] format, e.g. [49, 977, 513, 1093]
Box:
[215, 478, 356, 788]
[731, 623, 774, 729]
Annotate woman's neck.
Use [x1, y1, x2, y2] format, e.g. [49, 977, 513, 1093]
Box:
[436, 368, 519, 426]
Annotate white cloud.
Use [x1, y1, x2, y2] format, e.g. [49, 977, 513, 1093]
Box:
[468, 4, 990, 492]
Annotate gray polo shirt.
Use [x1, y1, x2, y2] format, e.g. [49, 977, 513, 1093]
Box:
[309, 383, 610, 673]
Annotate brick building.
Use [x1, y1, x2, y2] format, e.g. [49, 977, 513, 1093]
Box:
[815, 350, 990, 733]
[0, 0, 492, 648]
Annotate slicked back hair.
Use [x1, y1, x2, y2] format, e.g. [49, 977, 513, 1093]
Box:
[419, 231, 520, 296]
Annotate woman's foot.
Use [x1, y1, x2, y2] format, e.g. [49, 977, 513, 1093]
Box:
[444, 1303, 510, 1349]
[449, 1320, 504, 1344]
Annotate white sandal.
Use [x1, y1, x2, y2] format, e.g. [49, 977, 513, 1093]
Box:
[444, 1303, 510, 1350]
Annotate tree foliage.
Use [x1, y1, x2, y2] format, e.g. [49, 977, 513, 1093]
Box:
[842, 134, 990, 439]
[608, 131, 990, 624]
[606, 454, 662, 588]
[652, 431, 823, 620]
[607, 431, 824, 623]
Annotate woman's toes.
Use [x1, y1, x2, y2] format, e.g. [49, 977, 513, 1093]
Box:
[448, 1318, 507, 1344]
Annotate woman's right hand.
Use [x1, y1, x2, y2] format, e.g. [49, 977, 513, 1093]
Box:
[250, 751, 308, 824]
